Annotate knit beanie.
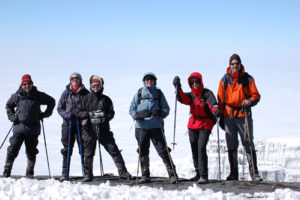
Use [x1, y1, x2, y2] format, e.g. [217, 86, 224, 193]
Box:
[229, 54, 242, 65]
[70, 72, 82, 82]
[21, 74, 33, 85]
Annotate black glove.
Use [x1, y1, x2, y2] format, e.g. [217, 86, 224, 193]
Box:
[39, 112, 46, 120]
[152, 108, 162, 117]
[213, 109, 221, 118]
[63, 112, 75, 120]
[8, 115, 18, 123]
[134, 110, 151, 120]
[173, 76, 181, 89]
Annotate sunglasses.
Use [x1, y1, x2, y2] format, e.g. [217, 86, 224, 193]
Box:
[190, 79, 201, 85]
[71, 77, 80, 80]
[22, 82, 33, 86]
[231, 62, 240, 66]
[91, 84, 100, 88]
[145, 77, 155, 81]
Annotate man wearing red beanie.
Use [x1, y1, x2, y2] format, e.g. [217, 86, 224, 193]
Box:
[3, 74, 55, 178]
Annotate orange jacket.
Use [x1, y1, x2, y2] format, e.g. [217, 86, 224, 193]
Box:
[217, 65, 260, 118]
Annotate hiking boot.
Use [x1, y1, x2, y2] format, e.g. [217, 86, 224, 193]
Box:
[25, 157, 36, 179]
[197, 176, 208, 184]
[82, 176, 93, 182]
[253, 174, 263, 182]
[169, 176, 178, 184]
[59, 176, 67, 182]
[26, 174, 34, 179]
[120, 171, 132, 180]
[227, 150, 239, 181]
[139, 176, 151, 184]
[3, 157, 14, 178]
[246, 151, 262, 182]
[190, 173, 200, 181]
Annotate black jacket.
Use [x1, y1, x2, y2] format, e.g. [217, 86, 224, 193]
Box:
[57, 84, 90, 124]
[6, 86, 55, 135]
[78, 91, 114, 132]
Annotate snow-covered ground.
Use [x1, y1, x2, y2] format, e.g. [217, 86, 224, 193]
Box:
[1, 177, 300, 200]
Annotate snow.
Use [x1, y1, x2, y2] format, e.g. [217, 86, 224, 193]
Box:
[0, 178, 300, 200]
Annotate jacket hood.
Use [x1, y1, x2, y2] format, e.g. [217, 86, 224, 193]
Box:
[188, 72, 204, 97]
[142, 72, 157, 87]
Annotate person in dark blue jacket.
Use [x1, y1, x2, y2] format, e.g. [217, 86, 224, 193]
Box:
[4, 74, 55, 178]
[129, 72, 177, 184]
[57, 72, 89, 181]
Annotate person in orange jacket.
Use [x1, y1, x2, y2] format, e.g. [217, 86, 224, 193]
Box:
[217, 54, 262, 181]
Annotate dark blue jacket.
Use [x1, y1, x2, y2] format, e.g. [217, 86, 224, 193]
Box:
[57, 84, 90, 124]
[6, 86, 55, 135]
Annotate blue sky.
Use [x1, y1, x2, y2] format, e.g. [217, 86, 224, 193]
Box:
[0, 0, 299, 138]
[1, 0, 299, 76]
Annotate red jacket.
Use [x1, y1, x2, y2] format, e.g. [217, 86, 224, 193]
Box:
[177, 72, 219, 131]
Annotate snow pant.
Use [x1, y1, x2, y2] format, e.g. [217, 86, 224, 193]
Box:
[188, 129, 211, 178]
[225, 116, 260, 179]
[60, 120, 84, 177]
[81, 126, 129, 178]
[3, 131, 39, 176]
[135, 128, 176, 178]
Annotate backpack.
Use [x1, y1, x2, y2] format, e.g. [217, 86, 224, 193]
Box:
[189, 90, 217, 124]
[137, 87, 162, 107]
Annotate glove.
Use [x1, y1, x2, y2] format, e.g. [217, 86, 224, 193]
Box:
[8, 115, 18, 123]
[152, 108, 162, 117]
[39, 112, 46, 120]
[134, 110, 151, 120]
[63, 112, 74, 120]
[173, 76, 181, 89]
[213, 109, 221, 118]
[89, 110, 106, 125]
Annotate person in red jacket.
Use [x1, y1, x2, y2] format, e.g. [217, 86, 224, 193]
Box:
[173, 72, 219, 184]
[217, 54, 262, 182]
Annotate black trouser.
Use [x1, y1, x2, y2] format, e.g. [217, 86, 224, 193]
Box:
[82, 125, 127, 176]
[60, 120, 84, 158]
[188, 129, 211, 178]
[6, 131, 39, 160]
[135, 128, 176, 178]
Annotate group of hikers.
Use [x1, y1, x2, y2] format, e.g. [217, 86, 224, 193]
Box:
[2, 53, 263, 184]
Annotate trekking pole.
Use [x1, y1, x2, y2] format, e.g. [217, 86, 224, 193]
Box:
[160, 119, 178, 184]
[66, 119, 72, 181]
[171, 85, 178, 150]
[136, 120, 143, 185]
[96, 125, 104, 177]
[0, 124, 14, 149]
[241, 148, 245, 181]
[216, 118, 221, 181]
[243, 107, 256, 179]
[41, 119, 52, 178]
[76, 119, 85, 177]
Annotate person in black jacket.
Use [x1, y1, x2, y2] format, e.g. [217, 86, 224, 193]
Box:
[77, 75, 131, 182]
[57, 72, 90, 181]
[3, 74, 55, 178]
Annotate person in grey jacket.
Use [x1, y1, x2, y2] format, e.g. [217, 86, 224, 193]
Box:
[57, 72, 89, 181]
[3, 74, 55, 178]
[129, 72, 177, 184]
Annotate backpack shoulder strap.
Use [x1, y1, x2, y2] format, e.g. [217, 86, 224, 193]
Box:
[137, 87, 143, 105]
[222, 74, 229, 103]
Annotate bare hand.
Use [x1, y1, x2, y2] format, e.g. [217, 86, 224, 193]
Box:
[242, 100, 251, 107]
